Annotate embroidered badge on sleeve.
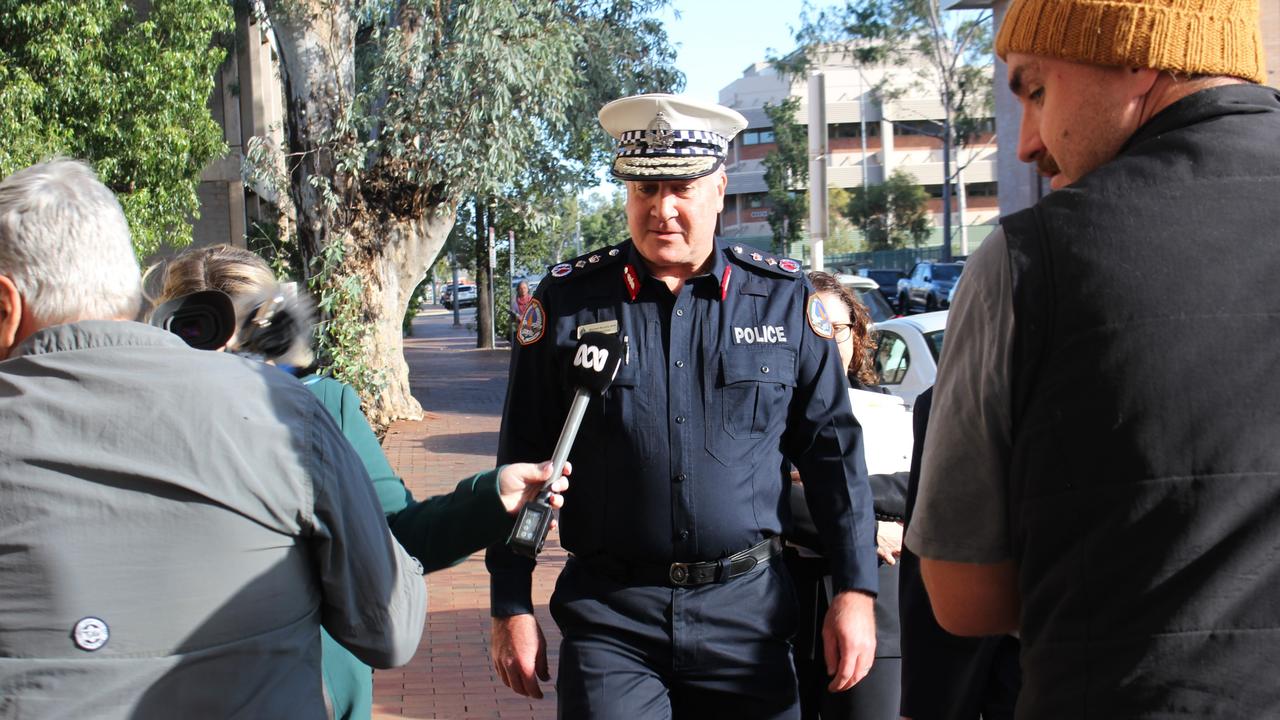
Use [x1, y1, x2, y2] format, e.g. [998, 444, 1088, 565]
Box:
[806, 294, 834, 339]
[517, 299, 547, 346]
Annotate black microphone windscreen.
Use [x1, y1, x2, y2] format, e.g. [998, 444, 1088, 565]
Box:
[569, 332, 625, 394]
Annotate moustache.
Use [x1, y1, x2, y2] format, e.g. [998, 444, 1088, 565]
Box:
[1037, 153, 1061, 178]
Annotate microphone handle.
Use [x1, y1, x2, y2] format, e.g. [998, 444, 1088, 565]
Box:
[540, 388, 592, 496]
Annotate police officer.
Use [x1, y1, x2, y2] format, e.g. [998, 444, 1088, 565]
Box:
[487, 94, 879, 719]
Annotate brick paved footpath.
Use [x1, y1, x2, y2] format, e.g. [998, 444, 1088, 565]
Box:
[374, 307, 563, 720]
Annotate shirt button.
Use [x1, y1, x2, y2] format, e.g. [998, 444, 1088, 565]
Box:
[675, 360, 685, 368]
[761, 365, 770, 374]
[675, 308, 685, 317]
[674, 473, 687, 483]
[677, 530, 690, 541]
[675, 415, 685, 424]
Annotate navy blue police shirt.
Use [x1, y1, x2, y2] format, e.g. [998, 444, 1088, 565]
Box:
[487, 238, 879, 616]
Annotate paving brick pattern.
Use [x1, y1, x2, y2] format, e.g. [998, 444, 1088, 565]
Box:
[375, 309, 563, 720]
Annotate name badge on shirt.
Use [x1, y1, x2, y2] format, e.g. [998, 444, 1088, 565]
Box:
[576, 319, 619, 338]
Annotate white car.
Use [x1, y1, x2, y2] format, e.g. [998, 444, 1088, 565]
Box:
[442, 283, 477, 310]
[871, 310, 947, 409]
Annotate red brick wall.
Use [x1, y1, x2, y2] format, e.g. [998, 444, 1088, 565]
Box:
[830, 137, 882, 151]
[738, 143, 775, 161]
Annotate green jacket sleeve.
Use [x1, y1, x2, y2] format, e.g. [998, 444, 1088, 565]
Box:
[304, 375, 513, 572]
[388, 469, 515, 573]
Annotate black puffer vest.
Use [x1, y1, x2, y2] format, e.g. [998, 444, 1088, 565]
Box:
[1002, 84, 1280, 718]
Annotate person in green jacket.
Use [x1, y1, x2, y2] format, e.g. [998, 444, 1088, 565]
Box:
[151, 244, 566, 719]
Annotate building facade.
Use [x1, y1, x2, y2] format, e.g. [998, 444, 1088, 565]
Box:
[191, 6, 285, 251]
[717, 52, 1000, 258]
[947, 0, 1280, 219]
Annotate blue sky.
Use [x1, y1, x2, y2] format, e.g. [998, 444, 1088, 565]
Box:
[659, 1, 839, 104]
[584, 1, 839, 198]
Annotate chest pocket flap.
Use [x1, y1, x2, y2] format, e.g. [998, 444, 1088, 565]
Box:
[716, 346, 797, 442]
[720, 346, 797, 388]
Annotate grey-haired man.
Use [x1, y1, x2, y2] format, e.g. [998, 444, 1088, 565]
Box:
[0, 159, 425, 717]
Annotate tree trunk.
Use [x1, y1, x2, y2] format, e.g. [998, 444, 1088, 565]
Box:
[473, 198, 495, 349]
[348, 207, 457, 426]
[265, 0, 355, 272]
[266, 1, 458, 425]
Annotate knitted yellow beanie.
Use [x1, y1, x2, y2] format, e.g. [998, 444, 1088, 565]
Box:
[995, 0, 1266, 84]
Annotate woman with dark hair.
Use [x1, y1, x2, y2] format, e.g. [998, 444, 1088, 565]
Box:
[806, 271, 880, 390]
[150, 244, 567, 720]
[789, 271, 909, 720]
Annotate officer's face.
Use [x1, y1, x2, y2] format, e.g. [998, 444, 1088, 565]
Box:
[626, 170, 727, 275]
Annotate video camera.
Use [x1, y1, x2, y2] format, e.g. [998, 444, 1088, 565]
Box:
[151, 284, 313, 364]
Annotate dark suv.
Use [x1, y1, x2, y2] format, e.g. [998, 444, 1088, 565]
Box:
[857, 268, 907, 309]
[896, 262, 964, 314]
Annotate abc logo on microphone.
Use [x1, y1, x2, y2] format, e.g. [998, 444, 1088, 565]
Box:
[569, 332, 624, 394]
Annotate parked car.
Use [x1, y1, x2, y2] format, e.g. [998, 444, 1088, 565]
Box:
[441, 283, 477, 310]
[897, 261, 964, 314]
[835, 274, 895, 323]
[857, 267, 907, 309]
[872, 310, 947, 409]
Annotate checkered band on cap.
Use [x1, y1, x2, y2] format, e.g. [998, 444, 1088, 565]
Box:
[616, 130, 729, 158]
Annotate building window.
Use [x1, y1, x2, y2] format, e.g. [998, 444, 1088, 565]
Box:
[962, 118, 997, 135]
[893, 120, 943, 137]
[921, 182, 999, 198]
[741, 128, 776, 145]
[746, 193, 768, 208]
[830, 122, 880, 140]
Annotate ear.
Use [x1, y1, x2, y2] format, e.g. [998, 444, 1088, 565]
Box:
[0, 275, 25, 359]
[712, 168, 728, 213]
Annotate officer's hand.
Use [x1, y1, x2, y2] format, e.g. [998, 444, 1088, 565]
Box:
[876, 521, 904, 566]
[822, 589, 876, 693]
[498, 461, 571, 517]
[492, 613, 551, 698]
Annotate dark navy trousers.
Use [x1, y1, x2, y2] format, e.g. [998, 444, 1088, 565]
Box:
[550, 555, 801, 719]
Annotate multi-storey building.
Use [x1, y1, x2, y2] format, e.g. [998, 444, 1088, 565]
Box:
[717, 51, 1000, 256]
[946, 0, 1280, 218]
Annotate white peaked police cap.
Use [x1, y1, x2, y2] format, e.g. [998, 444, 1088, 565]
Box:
[599, 94, 748, 181]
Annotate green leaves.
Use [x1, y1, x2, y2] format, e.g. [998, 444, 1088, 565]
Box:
[843, 169, 931, 251]
[762, 97, 808, 255]
[0, 0, 232, 256]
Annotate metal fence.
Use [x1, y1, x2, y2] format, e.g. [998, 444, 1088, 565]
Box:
[722, 224, 997, 272]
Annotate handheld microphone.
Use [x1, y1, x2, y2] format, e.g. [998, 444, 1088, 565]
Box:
[507, 331, 625, 558]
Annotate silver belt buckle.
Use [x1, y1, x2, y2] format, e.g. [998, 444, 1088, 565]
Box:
[669, 562, 691, 585]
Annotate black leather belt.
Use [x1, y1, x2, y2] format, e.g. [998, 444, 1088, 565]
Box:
[575, 536, 783, 587]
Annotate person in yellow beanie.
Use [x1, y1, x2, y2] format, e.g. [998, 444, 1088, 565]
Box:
[904, 0, 1280, 717]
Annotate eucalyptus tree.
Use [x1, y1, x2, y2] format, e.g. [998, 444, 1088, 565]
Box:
[0, 0, 232, 256]
[783, 0, 992, 259]
[842, 168, 931, 251]
[251, 0, 679, 424]
[761, 97, 807, 255]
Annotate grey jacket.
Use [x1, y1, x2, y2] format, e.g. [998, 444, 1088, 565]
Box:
[0, 321, 425, 719]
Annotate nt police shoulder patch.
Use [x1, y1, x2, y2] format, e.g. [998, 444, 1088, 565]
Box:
[516, 299, 546, 346]
[806, 294, 834, 339]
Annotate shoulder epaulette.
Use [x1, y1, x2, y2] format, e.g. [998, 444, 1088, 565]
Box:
[544, 243, 627, 283]
[723, 242, 804, 279]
